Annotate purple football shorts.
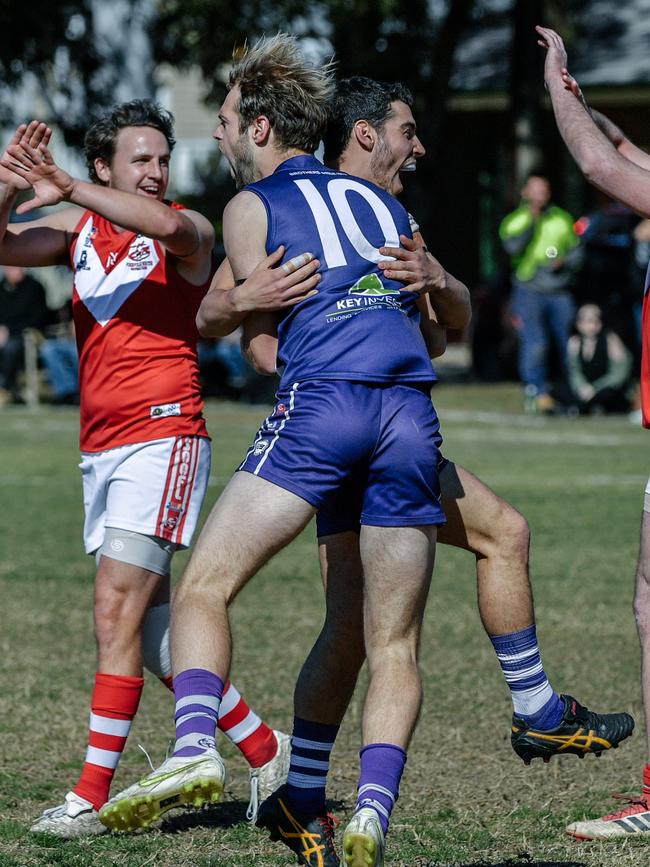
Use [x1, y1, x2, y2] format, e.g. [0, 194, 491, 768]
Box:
[238, 379, 446, 529]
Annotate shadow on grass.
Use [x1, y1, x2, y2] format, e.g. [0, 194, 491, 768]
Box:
[424, 861, 586, 867]
[160, 796, 348, 834]
[161, 799, 249, 832]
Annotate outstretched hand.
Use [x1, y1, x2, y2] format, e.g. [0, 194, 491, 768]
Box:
[378, 234, 447, 295]
[0, 121, 52, 192]
[536, 25, 569, 85]
[0, 121, 74, 213]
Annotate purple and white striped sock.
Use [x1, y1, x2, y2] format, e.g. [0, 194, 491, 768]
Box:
[490, 624, 563, 729]
[172, 668, 224, 758]
[356, 743, 406, 836]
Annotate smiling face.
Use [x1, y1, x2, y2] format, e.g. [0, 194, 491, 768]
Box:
[95, 126, 170, 200]
[370, 100, 425, 195]
[213, 86, 258, 189]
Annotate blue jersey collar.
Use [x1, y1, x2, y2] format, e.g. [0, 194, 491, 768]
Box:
[273, 154, 322, 173]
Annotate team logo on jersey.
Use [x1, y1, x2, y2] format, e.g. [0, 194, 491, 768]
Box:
[252, 440, 269, 456]
[128, 238, 152, 264]
[326, 272, 402, 322]
[83, 225, 98, 248]
[151, 402, 181, 418]
[348, 273, 398, 296]
[75, 249, 91, 272]
[106, 251, 118, 269]
[276, 403, 287, 415]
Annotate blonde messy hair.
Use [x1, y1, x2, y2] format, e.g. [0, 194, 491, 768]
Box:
[229, 33, 334, 153]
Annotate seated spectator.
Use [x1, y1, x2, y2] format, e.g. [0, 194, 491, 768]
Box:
[198, 332, 248, 399]
[567, 303, 632, 414]
[0, 265, 50, 404]
[40, 300, 79, 405]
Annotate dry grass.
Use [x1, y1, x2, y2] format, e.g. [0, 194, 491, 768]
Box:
[1, 386, 648, 866]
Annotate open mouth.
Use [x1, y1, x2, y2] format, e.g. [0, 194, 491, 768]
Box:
[139, 186, 161, 197]
[399, 162, 417, 173]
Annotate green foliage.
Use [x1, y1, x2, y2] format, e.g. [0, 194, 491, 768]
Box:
[0, 1, 106, 148]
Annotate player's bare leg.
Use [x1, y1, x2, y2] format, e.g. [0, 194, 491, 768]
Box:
[293, 532, 366, 725]
[341, 524, 435, 866]
[438, 462, 533, 634]
[360, 525, 435, 747]
[565, 509, 650, 841]
[141, 575, 293, 824]
[440, 461, 633, 764]
[95, 558, 165, 674]
[172, 472, 316, 676]
[634, 511, 650, 765]
[31, 560, 163, 837]
[100, 473, 315, 832]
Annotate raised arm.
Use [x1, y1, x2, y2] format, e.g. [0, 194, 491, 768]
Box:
[537, 26, 650, 217]
[1, 123, 214, 281]
[590, 110, 650, 172]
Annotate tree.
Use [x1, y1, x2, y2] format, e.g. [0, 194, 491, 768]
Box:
[0, 0, 156, 148]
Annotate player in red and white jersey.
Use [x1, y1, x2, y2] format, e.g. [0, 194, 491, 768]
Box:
[0, 102, 320, 837]
[538, 26, 650, 841]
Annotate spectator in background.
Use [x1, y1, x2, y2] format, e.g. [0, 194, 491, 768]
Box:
[567, 303, 632, 414]
[40, 299, 79, 405]
[0, 265, 50, 404]
[197, 330, 247, 399]
[500, 174, 583, 413]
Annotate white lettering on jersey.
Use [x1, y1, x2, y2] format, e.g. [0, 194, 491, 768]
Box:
[294, 180, 346, 268]
[294, 178, 400, 269]
[73, 217, 160, 326]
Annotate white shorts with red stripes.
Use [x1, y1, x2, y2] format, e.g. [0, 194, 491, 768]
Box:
[80, 435, 211, 554]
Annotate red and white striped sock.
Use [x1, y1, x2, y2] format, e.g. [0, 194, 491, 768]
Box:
[217, 681, 277, 768]
[73, 672, 144, 810]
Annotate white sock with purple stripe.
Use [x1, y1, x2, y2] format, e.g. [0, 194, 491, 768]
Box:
[172, 668, 224, 757]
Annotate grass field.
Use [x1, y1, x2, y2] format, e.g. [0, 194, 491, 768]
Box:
[1, 382, 649, 866]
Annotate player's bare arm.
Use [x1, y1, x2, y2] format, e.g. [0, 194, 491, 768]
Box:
[416, 293, 447, 359]
[1, 123, 214, 281]
[378, 233, 471, 330]
[537, 26, 650, 218]
[196, 245, 321, 338]
[241, 312, 280, 374]
[559, 64, 650, 173]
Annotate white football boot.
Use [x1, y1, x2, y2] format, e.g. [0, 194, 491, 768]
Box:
[342, 806, 385, 867]
[30, 791, 106, 837]
[246, 729, 291, 822]
[566, 794, 650, 840]
[99, 748, 225, 832]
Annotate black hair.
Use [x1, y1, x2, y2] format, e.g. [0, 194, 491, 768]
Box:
[323, 76, 413, 167]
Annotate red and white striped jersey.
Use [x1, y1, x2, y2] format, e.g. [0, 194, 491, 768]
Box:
[69, 204, 210, 452]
